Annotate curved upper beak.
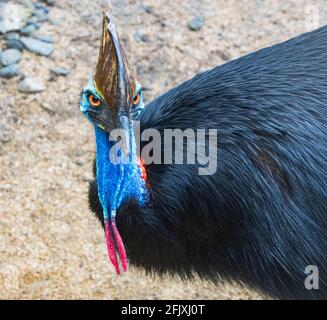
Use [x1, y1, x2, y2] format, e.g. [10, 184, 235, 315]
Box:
[117, 113, 130, 157]
[92, 11, 137, 158]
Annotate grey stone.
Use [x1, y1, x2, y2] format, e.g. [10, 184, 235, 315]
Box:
[33, 7, 49, 23]
[0, 3, 32, 34]
[133, 31, 149, 43]
[50, 18, 61, 26]
[34, 3, 47, 10]
[0, 124, 13, 144]
[37, 15, 48, 23]
[20, 23, 39, 36]
[50, 67, 70, 76]
[82, 173, 93, 182]
[0, 64, 20, 78]
[0, 49, 22, 66]
[17, 77, 45, 93]
[34, 34, 54, 43]
[140, 4, 154, 14]
[188, 16, 205, 31]
[6, 39, 25, 51]
[75, 158, 86, 166]
[21, 37, 54, 56]
[46, 0, 56, 6]
[35, 7, 49, 16]
[27, 16, 38, 25]
[4, 32, 20, 40]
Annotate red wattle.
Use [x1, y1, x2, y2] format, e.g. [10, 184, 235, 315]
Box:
[111, 220, 128, 272]
[104, 220, 120, 274]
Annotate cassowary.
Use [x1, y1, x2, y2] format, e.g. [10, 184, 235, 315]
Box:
[80, 12, 327, 299]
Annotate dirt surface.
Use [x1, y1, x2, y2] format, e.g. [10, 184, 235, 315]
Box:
[0, 0, 326, 299]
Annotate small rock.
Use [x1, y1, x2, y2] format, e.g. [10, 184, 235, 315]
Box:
[188, 16, 205, 31]
[6, 39, 25, 51]
[82, 173, 93, 182]
[21, 37, 54, 56]
[50, 66, 70, 76]
[140, 4, 154, 14]
[17, 77, 45, 93]
[45, 0, 56, 6]
[0, 3, 32, 34]
[0, 64, 21, 78]
[75, 158, 86, 166]
[27, 16, 38, 25]
[133, 31, 149, 43]
[34, 34, 54, 43]
[1, 184, 13, 192]
[4, 32, 20, 40]
[34, 3, 47, 10]
[50, 18, 61, 26]
[0, 49, 22, 66]
[34, 8, 48, 22]
[35, 7, 49, 16]
[20, 23, 39, 36]
[0, 124, 12, 143]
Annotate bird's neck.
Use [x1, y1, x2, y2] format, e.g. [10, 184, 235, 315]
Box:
[94, 126, 147, 221]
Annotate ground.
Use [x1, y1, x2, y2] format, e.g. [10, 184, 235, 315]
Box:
[0, 0, 326, 299]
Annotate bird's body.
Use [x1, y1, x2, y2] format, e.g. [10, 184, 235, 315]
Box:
[82, 14, 327, 299]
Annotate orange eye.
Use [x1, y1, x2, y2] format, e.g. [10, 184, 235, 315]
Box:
[89, 95, 101, 107]
[133, 93, 141, 106]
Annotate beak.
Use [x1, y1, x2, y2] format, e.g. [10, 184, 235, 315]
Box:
[117, 113, 130, 157]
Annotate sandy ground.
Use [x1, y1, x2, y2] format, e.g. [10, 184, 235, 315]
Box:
[0, 0, 326, 299]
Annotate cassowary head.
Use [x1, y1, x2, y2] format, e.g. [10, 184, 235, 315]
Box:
[80, 12, 148, 274]
[80, 11, 145, 144]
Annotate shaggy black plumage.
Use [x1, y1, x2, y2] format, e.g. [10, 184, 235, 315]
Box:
[88, 26, 327, 299]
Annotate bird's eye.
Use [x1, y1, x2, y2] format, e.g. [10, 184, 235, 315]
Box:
[89, 94, 101, 107]
[133, 92, 141, 107]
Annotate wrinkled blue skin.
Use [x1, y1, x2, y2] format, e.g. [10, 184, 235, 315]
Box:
[80, 79, 147, 222]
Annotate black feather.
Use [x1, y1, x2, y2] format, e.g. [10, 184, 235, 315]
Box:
[88, 26, 327, 299]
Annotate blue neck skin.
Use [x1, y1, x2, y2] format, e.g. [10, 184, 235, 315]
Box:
[94, 125, 147, 222]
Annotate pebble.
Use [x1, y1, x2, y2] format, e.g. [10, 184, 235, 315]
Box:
[188, 16, 205, 31]
[82, 173, 93, 182]
[50, 67, 70, 76]
[75, 159, 86, 166]
[34, 3, 46, 10]
[0, 3, 32, 34]
[140, 4, 154, 14]
[1, 184, 13, 192]
[0, 64, 21, 78]
[4, 32, 20, 40]
[21, 37, 54, 56]
[0, 49, 22, 66]
[17, 77, 45, 93]
[0, 124, 13, 143]
[34, 34, 54, 43]
[50, 18, 61, 26]
[46, 0, 56, 6]
[133, 31, 150, 43]
[20, 23, 39, 35]
[6, 39, 25, 51]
